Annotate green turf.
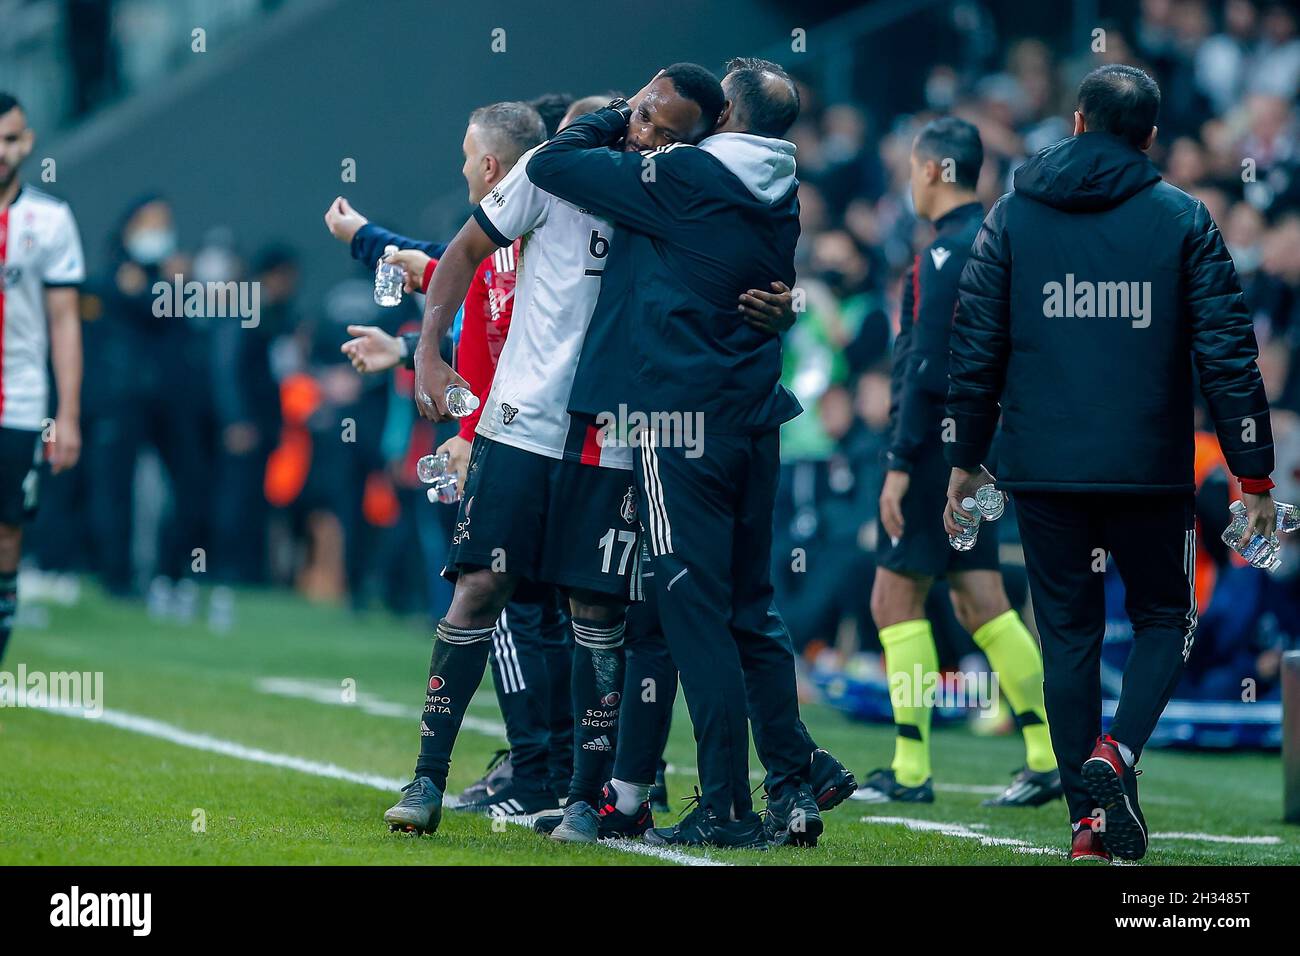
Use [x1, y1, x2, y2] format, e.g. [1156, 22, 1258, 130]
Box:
[0, 586, 1294, 865]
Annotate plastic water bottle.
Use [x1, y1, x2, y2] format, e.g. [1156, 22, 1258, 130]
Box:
[374, 244, 403, 306]
[417, 451, 460, 503]
[949, 497, 981, 551]
[974, 483, 1006, 520]
[1221, 499, 1299, 572]
[445, 384, 480, 418]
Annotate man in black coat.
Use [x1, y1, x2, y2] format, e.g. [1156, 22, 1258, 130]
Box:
[943, 64, 1277, 863]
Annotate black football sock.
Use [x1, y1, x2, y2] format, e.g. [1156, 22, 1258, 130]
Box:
[568, 617, 625, 806]
[0, 572, 16, 665]
[414, 620, 495, 791]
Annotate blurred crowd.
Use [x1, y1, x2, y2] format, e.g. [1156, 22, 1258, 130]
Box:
[21, 0, 1300, 706]
[29, 194, 445, 620]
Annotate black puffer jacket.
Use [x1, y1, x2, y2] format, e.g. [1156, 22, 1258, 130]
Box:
[945, 131, 1273, 492]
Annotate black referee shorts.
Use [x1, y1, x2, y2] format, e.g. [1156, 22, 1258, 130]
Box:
[876, 439, 999, 578]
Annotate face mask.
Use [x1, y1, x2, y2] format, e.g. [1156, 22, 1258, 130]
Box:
[125, 227, 176, 266]
[820, 268, 849, 293]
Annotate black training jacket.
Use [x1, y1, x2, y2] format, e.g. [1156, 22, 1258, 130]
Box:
[526, 107, 802, 434]
[945, 131, 1273, 493]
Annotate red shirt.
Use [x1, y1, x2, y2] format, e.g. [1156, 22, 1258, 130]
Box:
[421, 241, 518, 441]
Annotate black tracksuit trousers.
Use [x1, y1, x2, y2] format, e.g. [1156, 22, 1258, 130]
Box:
[635, 427, 809, 818]
[612, 544, 817, 789]
[1013, 491, 1197, 823]
[489, 584, 573, 794]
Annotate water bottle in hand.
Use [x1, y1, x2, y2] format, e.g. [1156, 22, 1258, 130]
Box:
[974, 483, 1006, 520]
[1221, 498, 1299, 572]
[417, 451, 460, 503]
[445, 384, 480, 418]
[949, 497, 981, 551]
[374, 244, 403, 306]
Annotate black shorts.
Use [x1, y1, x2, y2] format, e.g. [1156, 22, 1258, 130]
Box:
[876, 440, 999, 579]
[0, 427, 44, 526]
[445, 436, 642, 599]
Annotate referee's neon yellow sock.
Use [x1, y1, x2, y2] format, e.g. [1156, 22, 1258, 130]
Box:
[972, 609, 1056, 773]
[879, 619, 937, 788]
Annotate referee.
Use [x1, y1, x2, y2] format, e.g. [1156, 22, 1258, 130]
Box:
[944, 64, 1276, 863]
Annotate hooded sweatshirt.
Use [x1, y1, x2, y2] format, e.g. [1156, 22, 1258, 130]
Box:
[527, 108, 802, 435]
[945, 131, 1273, 493]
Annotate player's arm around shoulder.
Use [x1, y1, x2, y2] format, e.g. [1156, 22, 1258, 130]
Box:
[527, 113, 699, 236]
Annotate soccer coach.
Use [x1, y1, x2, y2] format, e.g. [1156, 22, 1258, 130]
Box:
[942, 64, 1276, 863]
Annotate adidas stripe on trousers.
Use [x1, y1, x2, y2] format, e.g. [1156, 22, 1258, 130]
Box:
[1013, 491, 1197, 823]
[489, 585, 573, 794]
[636, 426, 809, 818]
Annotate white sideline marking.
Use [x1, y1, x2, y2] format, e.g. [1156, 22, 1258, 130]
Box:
[19, 694, 725, 867]
[30, 698, 413, 792]
[595, 838, 730, 866]
[256, 677, 507, 738]
[864, 815, 1282, 853]
[861, 814, 1062, 856]
[1151, 831, 1282, 846]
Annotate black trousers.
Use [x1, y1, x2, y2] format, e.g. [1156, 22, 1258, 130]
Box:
[613, 564, 678, 785]
[1013, 491, 1196, 823]
[635, 427, 808, 818]
[613, 545, 817, 790]
[489, 583, 572, 793]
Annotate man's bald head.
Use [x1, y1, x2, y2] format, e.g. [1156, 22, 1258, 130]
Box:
[721, 57, 800, 138]
[559, 94, 617, 131]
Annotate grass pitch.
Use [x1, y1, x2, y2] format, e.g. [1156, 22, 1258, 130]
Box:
[0, 586, 1294, 866]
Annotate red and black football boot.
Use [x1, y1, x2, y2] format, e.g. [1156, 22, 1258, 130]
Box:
[1082, 734, 1148, 861]
[1070, 818, 1112, 864]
